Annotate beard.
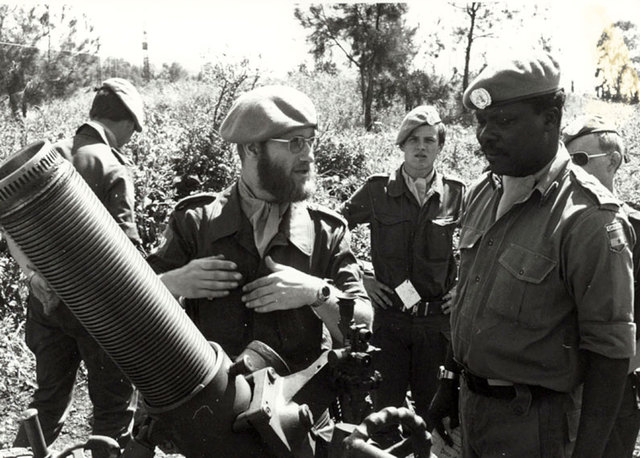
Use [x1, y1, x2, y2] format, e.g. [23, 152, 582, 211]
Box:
[257, 152, 316, 203]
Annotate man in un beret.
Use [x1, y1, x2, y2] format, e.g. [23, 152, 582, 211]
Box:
[339, 105, 464, 446]
[147, 85, 372, 376]
[562, 116, 640, 458]
[427, 50, 635, 457]
[11, 78, 145, 455]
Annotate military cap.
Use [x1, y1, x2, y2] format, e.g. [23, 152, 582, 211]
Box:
[463, 50, 561, 110]
[220, 85, 317, 143]
[100, 78, 145, 132]
[396, 105, 442, 145]
[562, 115, 620, 146]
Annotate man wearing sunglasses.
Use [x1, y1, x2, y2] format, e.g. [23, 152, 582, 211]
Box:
[339, 105, 464, 447]
[147, 85, 372, 376]
[427, 50, 635, 457]
[562, 116, 640, 458]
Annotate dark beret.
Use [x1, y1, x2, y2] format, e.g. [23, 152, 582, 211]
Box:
[463, 50, 561, 110]
[101, 78, 144, 132]
[220, 85, 317, 143]
[396, 105, 442, 145]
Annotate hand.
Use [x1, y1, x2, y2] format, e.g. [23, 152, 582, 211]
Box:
[441, 289, 457, 315]
[363, 274, 394, 309]
[29, 272, 60, 315]
[159, 255, 241, 299]
[241, 256, 322, 313]
[426, 380, 460, 447]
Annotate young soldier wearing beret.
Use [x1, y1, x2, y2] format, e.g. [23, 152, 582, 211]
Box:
[147, 85, 372, 375]
[427, 50, 635, 457]
[339, 106, 464, 446]
[562, 116, 640, 458]
[10, 78, 145, 455]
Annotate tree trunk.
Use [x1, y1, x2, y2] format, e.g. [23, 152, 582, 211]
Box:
[463, 3, 479, 92]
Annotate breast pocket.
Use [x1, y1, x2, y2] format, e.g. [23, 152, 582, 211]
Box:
[373, 212, 410, 258]
[423, 217, 457, 261]
[487, 243, 557, 327]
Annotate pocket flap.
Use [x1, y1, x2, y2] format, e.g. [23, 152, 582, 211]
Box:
[498, 244, 557, 284]
[374, 212, 408, 225]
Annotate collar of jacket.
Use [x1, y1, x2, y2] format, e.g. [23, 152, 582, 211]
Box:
[387, 165, 443, 199]
[80, 121, 119, 149]
[207, 182, 314, 256]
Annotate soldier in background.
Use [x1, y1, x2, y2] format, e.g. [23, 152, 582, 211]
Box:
[562, 115, 640, 458]
[9, 78, 145, 456]
[340, 105, 464, 446]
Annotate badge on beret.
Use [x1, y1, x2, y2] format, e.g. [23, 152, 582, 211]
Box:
[606, 221, 627, 252]
[425, 108, 441, 125]
[470, 88, 492, 109]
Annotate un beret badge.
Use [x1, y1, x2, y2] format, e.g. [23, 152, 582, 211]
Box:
[470, 88, 491, 109]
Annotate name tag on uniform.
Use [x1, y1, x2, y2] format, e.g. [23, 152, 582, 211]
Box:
[395, 279, 421, 311]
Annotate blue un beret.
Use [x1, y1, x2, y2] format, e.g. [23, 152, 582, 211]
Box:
[463, 50, 561, 110]
[220, 85, 317, 143]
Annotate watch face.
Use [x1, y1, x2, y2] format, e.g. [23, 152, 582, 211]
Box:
[321, 285, 331, 299]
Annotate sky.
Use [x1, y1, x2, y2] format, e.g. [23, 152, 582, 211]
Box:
[29, 1, 640, 95]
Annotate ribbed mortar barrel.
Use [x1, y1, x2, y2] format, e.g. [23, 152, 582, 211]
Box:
[0, 140, 217, 408]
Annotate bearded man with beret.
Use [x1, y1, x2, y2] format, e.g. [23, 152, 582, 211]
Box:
[147, 85, 372, 376]
[427, 50, 636, 457]
[339, 106, 464, 446]
[9, 78, 145, 455]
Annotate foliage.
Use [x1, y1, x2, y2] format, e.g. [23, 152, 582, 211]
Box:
[595, 23, 640, 104]
[0, 4, 100, 117]
[295, 4, 417, 131]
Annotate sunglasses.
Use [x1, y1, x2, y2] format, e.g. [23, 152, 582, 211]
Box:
[268, 136, 317, 154]
[569, 151, 608, 166]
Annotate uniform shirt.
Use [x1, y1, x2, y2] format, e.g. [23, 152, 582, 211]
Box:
[54, 121, 140, 243]
[451, 146, 635, 392]
[147, 182, 370, 372]
[340, 166, 465, 307]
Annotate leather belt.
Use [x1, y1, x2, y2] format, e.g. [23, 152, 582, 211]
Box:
[410, 299, 446, 317]
[462, 370, 557, 400]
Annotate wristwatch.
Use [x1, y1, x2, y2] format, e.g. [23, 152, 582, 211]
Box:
[437, 365, 459, 381]
[312, 281, 332, 308]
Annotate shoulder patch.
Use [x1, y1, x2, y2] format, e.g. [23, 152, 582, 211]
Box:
[307, 203, 348, 226]
[570, 166, 621, 210]
[175, 192, 218, 211]
[606, 220, 628, 252]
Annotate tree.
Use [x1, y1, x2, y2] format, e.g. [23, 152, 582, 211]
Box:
[595, 23, 640, 103]
[295, 4, 417, 131]
[614, 21, 640, 78]
[451, 2, 519, 92]
[0, 5, 99, 116]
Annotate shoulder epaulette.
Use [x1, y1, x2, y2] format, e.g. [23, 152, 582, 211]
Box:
[624, 202, 640, 222]
[570, 167, 621, 210]
[366, 173, 389, 183]
[441, 174, 466, 187]
[110, 148, 133, 167]
[307, 203, 348, 226]
[175, 192, 218, 211]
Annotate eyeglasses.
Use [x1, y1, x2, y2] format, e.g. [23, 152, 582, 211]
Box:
[268, 136, 317, 154]
[569, 151, 608, 166]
